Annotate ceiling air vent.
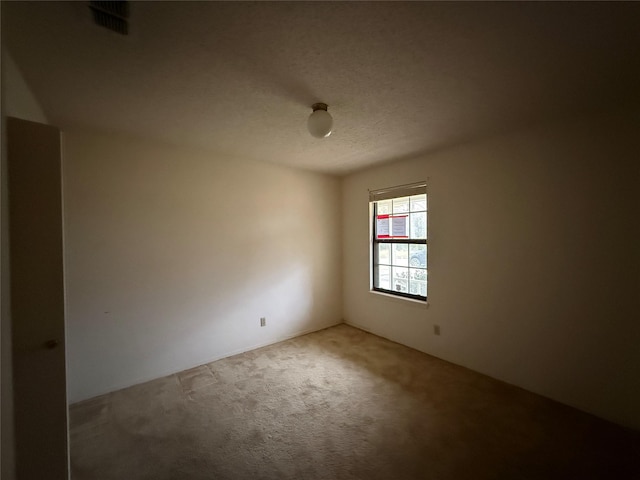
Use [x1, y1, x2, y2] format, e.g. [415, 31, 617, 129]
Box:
[89, 1, 129, 35]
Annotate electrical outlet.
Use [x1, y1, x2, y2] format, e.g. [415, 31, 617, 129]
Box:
[260, 317, 266, 327]
[434, 325, 441, 336]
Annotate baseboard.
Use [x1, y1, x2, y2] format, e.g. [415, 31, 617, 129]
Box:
[343, 320, 639, 430]
[69, 320, 342, 405]
[344, 320, 375, 335]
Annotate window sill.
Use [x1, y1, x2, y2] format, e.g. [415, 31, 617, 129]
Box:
[369, 290, 430, 309]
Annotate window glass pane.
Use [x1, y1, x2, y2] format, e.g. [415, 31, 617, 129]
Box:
[392, 266, 408, 293]
[377, 200, 392, 215]
[408, 244, 426, 268]
[392, 197, 409, 214]
[375, 265, 390, 290]
[392, 244, 408, 267]
[390, 215, 408, 237]
[375, 214, 390, 238]
[409, 269, 427, 297]
[409, 268, 427, 281]
[410, 194, 427, 212]
[377, 243, 391, 265]
[410, 212, 427, 239]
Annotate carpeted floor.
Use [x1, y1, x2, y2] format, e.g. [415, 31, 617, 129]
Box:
[69, 324, 640, 479]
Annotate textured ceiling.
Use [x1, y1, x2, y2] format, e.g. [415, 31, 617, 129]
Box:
[3, 2, 640, 175]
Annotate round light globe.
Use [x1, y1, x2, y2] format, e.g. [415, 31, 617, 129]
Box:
[307, 108, 333, 138]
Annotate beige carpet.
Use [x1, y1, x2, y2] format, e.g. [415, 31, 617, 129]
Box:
[70, 324, 639, 479]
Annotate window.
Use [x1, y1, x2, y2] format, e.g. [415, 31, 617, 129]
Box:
[370, 182, 427, 301]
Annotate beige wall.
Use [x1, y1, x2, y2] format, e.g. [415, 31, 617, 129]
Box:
[2, 51, 48, 124]
[342, 112, 640, 429]
[63, 130, 342, 402]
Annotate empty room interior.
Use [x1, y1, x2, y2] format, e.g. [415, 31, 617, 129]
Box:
[1, 2, 639, 479]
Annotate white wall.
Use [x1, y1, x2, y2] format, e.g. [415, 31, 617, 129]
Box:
[63, 130, 342, 403]
[1, 49, 50, 480]
[342, 112, 640, 429]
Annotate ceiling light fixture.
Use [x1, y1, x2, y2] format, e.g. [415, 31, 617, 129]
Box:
[307, 103, 333, 138]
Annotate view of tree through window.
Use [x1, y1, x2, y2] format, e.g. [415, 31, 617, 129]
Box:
[371, 188, 427, 300]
